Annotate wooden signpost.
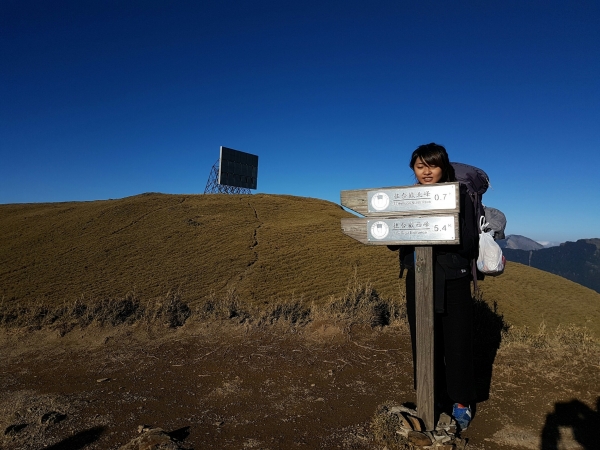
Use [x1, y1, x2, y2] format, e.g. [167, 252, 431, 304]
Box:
[340, 182, 460, 431]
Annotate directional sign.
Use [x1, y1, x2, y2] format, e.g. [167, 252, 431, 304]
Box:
[341, 182, 459, 217]
[340, 180, 461, 431]
[341, 214, 459, 245]
[368, 215, 457, 242]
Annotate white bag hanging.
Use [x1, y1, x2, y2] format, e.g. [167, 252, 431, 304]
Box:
[477, 216, 506, 275]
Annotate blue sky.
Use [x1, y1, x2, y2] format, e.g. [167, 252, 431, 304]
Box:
[2, 1, 599, 243]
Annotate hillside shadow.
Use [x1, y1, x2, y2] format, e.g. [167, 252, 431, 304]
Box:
[541, 398, 600, 450]
[472, 297, 508, 403]
[44, 426, 105, 450]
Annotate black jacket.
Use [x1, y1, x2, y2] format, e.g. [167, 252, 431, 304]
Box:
[388, 184, 479, 312]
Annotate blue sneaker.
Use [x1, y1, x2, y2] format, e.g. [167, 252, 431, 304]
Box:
[452, 403, 472, 430]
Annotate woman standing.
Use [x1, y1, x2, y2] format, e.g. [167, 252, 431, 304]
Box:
[389, 143, 479, 431]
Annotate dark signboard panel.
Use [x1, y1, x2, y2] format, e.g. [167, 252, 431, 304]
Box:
[218, 147, 259, 190]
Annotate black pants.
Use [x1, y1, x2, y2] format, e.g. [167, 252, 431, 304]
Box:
[406, 268, 475, 407]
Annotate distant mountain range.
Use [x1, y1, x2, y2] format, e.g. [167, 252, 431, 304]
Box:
[536, 240, 561, 248]
[498, 235, 544, 251]
[499, 236, 600, 294]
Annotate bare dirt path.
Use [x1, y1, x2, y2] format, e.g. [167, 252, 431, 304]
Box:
[1, 322, 598, 449]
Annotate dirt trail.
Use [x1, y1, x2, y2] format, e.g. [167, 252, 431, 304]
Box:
[1, 322, 598, 449]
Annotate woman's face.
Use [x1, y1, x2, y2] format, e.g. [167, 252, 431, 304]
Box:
[413, 157, 443, 184]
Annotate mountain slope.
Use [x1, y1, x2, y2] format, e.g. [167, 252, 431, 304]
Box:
[0, 194, 400, 307]
[497, 234, 544, 251]
[1, 193, 599, 335]
[502, 239, 600, 294]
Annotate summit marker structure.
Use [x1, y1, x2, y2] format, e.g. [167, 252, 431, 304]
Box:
[204, 146, 259, 194]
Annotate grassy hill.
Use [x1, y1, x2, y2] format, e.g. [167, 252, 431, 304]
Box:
[0, 194, 400, 306]
[1, 193, 599, 335]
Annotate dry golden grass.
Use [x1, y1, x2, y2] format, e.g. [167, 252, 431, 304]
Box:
[1, 192, 599, 337]
[476, 261, 600, 335]
[0, 193, 399, 308]
[500, 321, 598, 355]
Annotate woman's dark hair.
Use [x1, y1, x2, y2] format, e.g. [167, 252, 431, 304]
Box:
[409, 143, 455, 182]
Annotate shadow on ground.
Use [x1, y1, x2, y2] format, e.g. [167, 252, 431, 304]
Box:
[473, 297, 508, 403]
[541, 397, 600, 450]
[44, 426, 105, 450]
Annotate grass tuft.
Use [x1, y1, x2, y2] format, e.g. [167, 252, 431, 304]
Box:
[312, 272, 407, 329]
[196, 288, 251, 322]
[370, 403, 411, 450]
[0, 274, 409, 335]
[0, 291, 192, 334]
[144, 289, 191, 328]
[501, 321, 599, 353]
[254, 297, 311, 326]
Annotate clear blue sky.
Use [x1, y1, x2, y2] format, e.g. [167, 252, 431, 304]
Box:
[2, 1, 599, 243]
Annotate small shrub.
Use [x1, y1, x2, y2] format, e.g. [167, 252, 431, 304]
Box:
[370, 403, 411, 450]
[145, 290, 191, 328]
[255, 297, 311, 326]
[501, 322, 549, 349]
[313, 274, 406, 329]
[197, 288, 250, 322]
[0, 289, 193, 334]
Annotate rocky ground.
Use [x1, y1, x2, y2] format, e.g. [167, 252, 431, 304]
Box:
[1, 320, 598, 450]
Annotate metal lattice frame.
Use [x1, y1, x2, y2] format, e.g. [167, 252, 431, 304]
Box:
[204, 159, 252, 194]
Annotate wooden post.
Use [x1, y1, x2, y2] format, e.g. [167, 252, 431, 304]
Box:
[415, 246, 435, 431]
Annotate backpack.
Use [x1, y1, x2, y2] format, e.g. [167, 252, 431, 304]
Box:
[451, 162, 507, 284]
[482, 207, 506, 240]
[450, 162, 507, 240]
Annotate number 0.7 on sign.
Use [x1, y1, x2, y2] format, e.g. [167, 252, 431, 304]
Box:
[340, 182, 459, 217]
[368, 183, 457, 214]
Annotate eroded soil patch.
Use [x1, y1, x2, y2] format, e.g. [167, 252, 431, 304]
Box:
[1, 323, 598, 449]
